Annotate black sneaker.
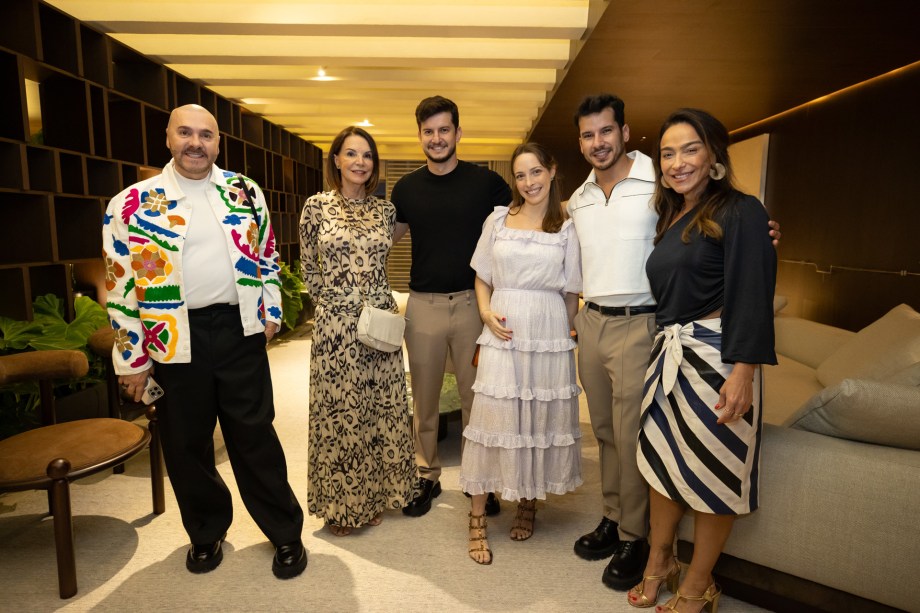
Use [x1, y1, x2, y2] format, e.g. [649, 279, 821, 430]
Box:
[402, 478, 442, 517]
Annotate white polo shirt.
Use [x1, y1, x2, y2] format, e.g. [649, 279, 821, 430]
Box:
[566, 150, 658, 307]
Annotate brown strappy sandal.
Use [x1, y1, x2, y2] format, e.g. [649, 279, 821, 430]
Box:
[468, 512, 493, 565]
[510, 499, 537, 541]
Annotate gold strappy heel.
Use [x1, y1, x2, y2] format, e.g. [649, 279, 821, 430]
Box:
[468, 512, 492, 565]
[659, 582, 721, 613]
[510, 499, 537, 541]
[627, 558, 680, 608]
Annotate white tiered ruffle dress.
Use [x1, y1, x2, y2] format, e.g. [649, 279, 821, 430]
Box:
[459, 207, 583, 501]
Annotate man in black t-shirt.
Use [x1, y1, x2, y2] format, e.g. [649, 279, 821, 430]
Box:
[391, 96, 511, 517]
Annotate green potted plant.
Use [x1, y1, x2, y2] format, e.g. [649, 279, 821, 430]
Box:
[277, 260, 312, 332]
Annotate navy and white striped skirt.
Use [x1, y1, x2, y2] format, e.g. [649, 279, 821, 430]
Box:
[637, 318, 762, 515]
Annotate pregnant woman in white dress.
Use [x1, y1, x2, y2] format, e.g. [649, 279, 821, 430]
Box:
[459, 142, 583, 565]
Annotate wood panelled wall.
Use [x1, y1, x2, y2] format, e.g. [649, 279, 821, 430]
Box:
[733, 62, 920, 331]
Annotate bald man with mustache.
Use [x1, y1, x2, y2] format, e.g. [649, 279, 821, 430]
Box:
[102, 104, 307, 579]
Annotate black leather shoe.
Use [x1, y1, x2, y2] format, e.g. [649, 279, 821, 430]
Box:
[402, 478, 442, 517]
[573, 517, 620, 560]
[186, 535, 225, 574]
[484, 492, 501, 516]
[272, 540, 307, 579]
[602, 538, 649, 591]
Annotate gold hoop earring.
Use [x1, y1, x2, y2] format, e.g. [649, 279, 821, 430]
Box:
[709, 163, 726, 181]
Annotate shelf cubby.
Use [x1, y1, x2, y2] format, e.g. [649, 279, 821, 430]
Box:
[262, 121, 272, 152]
[39, 72, 91, 154]
[173, 72, 199, 107]
[270, 124, 281, 155]
[199, 88, 216, 115]
[107, 92, 144, 164]
[281, 131, 291, 157]
[241, 113, 263, 146]
[38, 3, 78, 75]
[79, 24, 109, 86]
[224, 135, 245, 173]
[0, 0, 39, 59]
[270, 153, 282, 191]
[53, 196, 103, 260]
[111, 40, 167, 109]
[0, 192, 53, 264]
[245, 144, 266, 187]
[0, 267, 30, 320]
[57, 151, 84, 195]
[282, 158, 294, 192]
[28, 263, 71, 317]
[26, 145, 56, 191]
[230, 103, 242, 138]
[0, 141, 26, 189]
[85, 157, 119, 197]
[120, 162, 138, 190]
[143, 105, 170, 168]
[295, 163, 307, 195]
[0, 51, 28, 141]
[216, 96, 232, 134]
[89, 84, 108, 157]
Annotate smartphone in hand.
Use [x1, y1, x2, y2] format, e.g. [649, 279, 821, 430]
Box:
[141, 377, 165, 405]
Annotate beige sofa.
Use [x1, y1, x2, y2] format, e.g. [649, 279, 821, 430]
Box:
[678, 303, 920, 611]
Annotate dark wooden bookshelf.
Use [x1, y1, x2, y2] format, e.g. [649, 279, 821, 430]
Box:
[0, 0, 322, 320]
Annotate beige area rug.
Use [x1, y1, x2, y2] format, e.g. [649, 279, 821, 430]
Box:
[0, 330, 768, 612]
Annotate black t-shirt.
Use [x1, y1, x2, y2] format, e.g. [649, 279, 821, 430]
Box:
[645, 192, 777, 365]
[392, 160, 512, 293]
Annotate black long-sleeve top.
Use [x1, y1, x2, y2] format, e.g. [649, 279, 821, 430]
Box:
[645, 191, 777, 365]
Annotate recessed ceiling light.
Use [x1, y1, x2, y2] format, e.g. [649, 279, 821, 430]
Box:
[357, 119, 374, 127]
[310, 66, 338, 81]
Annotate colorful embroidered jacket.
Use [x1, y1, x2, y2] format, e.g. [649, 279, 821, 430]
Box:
[102, 160, 282, 375]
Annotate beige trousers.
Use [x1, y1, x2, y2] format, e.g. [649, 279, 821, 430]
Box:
[574, 306, 656, 541]
[404, 290, 481, 482]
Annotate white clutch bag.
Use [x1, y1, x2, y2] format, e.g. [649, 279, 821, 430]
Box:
[357, 305, 405, 352]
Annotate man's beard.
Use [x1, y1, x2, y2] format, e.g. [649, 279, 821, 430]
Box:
[424, 143, 456, 164]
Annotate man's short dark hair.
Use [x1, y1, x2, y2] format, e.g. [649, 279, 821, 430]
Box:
[574, 94, 625, 128]
[415, 96, 460, 129]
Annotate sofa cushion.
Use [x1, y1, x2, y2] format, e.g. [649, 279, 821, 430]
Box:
[774, 316, 853, 370]
[784, 378, 920, 450]
[762, 356, 825, 425]
[816, 304, 920, 388]
[885, 361, 920, 386]
[773, 295, 788, 314]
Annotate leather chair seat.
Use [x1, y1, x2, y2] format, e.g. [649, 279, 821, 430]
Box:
[0, 418, 149, 489]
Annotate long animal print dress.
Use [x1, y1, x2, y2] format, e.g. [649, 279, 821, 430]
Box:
[299, 190, 417, 528]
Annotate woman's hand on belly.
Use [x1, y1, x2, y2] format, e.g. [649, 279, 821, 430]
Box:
[481, 309, 512, 341]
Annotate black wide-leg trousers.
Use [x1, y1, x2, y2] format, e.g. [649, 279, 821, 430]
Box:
[155, 304, 304, 546]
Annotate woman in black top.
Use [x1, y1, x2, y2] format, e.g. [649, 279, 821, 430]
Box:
[627, 109, 776, 612]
